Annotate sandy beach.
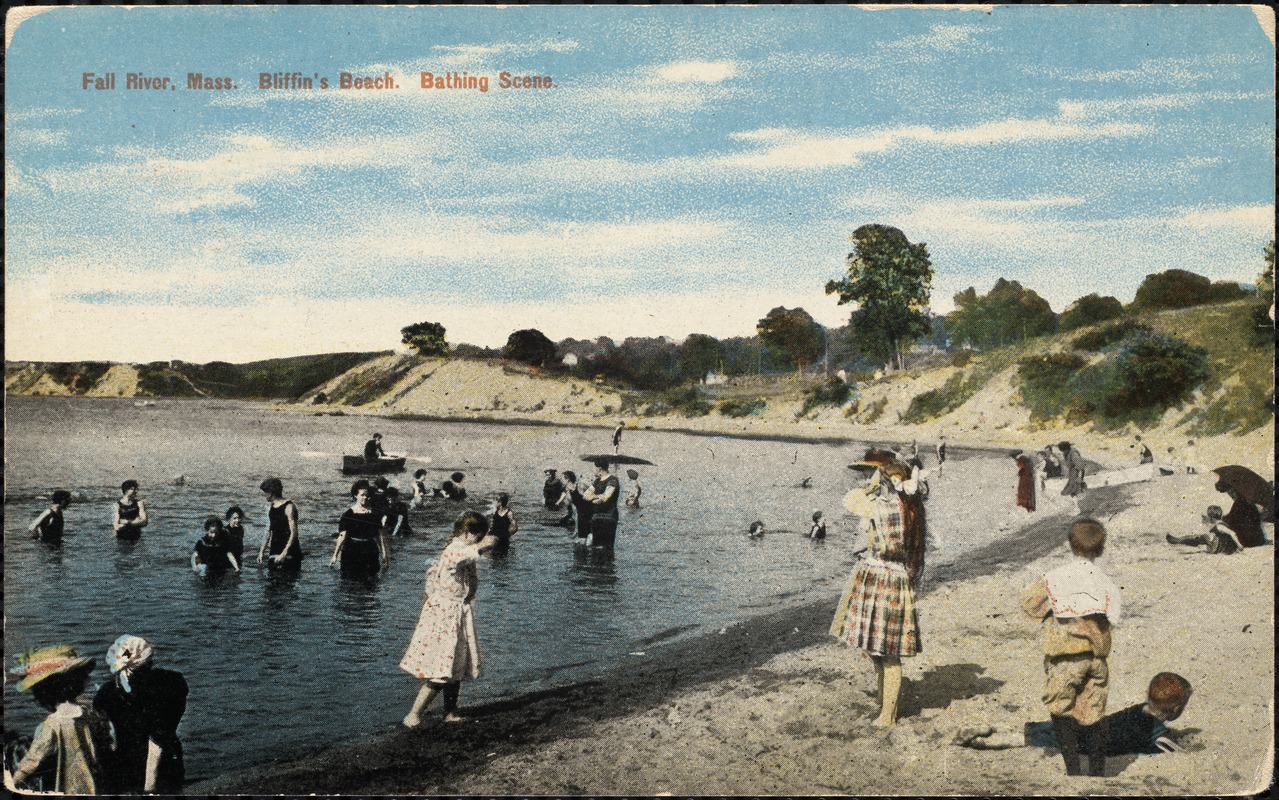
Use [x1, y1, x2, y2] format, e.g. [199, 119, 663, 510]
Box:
[193, 454, 1274, 796]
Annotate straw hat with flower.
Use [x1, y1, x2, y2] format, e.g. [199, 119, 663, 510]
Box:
[8, 645, 94, 692]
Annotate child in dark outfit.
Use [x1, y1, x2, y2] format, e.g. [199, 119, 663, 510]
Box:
[955, 672, 1193, 758]
[29, 490, 72, 543]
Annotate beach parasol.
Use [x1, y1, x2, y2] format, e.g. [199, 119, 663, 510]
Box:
[1212, 465, 1275, 521]
[579, 453, 656, 466]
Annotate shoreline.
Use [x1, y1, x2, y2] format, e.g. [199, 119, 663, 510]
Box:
[192, 483, 1142, 795]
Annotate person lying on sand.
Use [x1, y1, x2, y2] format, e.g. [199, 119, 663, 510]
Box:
[954, 672, 1193, 758]
[1166, 506, 1244, 554]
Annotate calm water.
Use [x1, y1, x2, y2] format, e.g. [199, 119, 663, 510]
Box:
[4, 397, 968, 781]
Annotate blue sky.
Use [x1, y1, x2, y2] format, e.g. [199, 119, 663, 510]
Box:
[5, 5, 1274, 362]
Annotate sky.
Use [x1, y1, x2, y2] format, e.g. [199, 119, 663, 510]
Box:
[4, 5, 1275, 363]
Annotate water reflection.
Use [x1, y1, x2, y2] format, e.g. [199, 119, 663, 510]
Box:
[568, 545, 618, 595]
[333, 572, 382, 627]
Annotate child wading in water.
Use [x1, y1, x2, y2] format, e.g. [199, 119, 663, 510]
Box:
[1022, 518, 1122, 776]
[400, 511, 497, 727]
[29, 490, 72, 543]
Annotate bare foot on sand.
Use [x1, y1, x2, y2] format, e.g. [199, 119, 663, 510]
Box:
[872, 716, 896, 727]
[402, 713, 424, 728]
[443, 712, 468, 723]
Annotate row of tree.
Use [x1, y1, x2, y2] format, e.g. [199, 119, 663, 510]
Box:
[399, 230, 1272, 389]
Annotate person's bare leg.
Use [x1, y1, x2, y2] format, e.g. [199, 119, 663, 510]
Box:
[404, 682, 440, 727]
[874, 658, 902, 726]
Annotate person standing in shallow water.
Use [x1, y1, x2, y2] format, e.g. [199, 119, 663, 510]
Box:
[401, 511, 497, 727]
[113, 480, 148, 539]
[29, 490, 72, 544]
[611, 420, 625, 454]
[257, 478, 302, 571]
[224, 506, 247, 564]
[585, 459, 621, 548]
[331, 479, 390, 575]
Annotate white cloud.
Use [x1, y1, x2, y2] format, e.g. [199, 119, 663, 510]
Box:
[431, 38, 580, 67]
[1057, 91, 1267, 120]
[878, 23, 991, 54]
[1160, 204, 1276, 232]
[655, 60, 738, 84]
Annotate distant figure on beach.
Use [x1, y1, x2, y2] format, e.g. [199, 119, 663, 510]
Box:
[1021, 519, 1121, 777]
[748, 521, 765, 538]
[114, 480, 149, 540]
[257, 478, 302, 571]
[412, 469, 430, 508]
[1012, 452, 1036, 512]
[1058, 442, 1087, 512]
[489, 493, 518, 551]
[800, 476, 813, 489]
[192, 516, 240, 576]
[385, 487, 412, 536]
[331, 480, 390, 575]
[1134, 435, 1154, 465]
[956, 673, 1193, 757]
[1165, 505, 1245, 554]
[625, 468, 642, 508]
[543, 469, 562, 509]
[612, 420, 625, 454]
[1184, 439, 1198, 474]
[831, 452, 925, 726]
[808, 511, 827, 540]
[935, 436, 947, 477]
[224, 506, 247, 563]
[400, 511, 497, 728]
[29, 490, 72, 544]
[585, 459, 621, 548]
[364, 433, 387, 463]
[1041, 445, 1063, 479]
[94, 635, 188, 794]
[7, 645, 111, 794]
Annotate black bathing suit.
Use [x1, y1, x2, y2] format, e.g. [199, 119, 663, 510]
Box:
[543, 477, 562, 509]
[569, 487, 593, 539]
[266, 501, 303, 569]
[93, 668, 188, 794]
[225, 524, 245, 561]
[193, 534, 233, 572]
[117, 500, 143, 539]
[589, 474, 621, 548]
[338, 508, 382, 574]
[33, 507, 65, 543]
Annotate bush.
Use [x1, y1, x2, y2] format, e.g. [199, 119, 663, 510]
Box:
[1074, 333, 1210, 423]
[719, 398, 767, 418]
[900, 369, 988, 423]
[643, 386, 711, 417]
[799, 379, 853, 416]
[1071, 321, 1151, 352]
[950, 350, 972, 368]
[1018, 353, 1090, 420]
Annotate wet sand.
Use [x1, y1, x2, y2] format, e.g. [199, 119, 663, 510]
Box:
[195, 466, 1275, 796]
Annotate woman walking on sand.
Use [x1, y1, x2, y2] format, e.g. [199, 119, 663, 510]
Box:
[1012, 451, 1036, 512]
[831, 454, 924, 726]
[1059, 441, 1086, 511]
[401, 511, 497, 727]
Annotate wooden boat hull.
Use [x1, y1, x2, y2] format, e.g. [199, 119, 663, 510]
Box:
[342, 456, 406, 475]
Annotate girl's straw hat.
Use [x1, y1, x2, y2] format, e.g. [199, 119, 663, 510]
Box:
[9, 645, 94, 692]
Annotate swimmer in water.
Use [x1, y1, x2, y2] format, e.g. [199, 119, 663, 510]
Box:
[809, 511, 827, 540]
[748, 521, 765, 538]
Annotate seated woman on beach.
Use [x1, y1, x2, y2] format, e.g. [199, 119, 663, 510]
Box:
[331, 479, 390, 575]
[193, 516, 240, 575]
[29, 490, 72, 544]
[831, 452, 925, 726]
[1166, 504, 1252, 554]
[114, 480, 149, 539]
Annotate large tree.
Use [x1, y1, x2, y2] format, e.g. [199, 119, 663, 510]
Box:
[1129, 269, 1212, 312]
[756, 307, 825, 373]
[677, 333, 722, 381]
[948, 278, 1058, 348]
[1059, 293, 1125, 332]
[826, 224, 933, 370]
[401, 321, 448, 356]
[503, 329, 557, 367]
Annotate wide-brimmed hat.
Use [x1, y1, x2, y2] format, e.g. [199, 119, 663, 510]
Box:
[9, 645, 94, 692]
[848, 448, 896, 472]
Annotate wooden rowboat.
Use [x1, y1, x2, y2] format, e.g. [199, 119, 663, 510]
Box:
[341, 455, 406, 475]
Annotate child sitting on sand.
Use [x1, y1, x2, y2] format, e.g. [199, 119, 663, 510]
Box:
[1021, 518, 1122, 777]
[1165, 506, 1244, 554]
[955, 672, 1192, 757]
[400, 511, 497, 727]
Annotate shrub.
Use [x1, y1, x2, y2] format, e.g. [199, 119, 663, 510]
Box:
[900, 369, 988, 423]
[719, 398, 767, 418]
[643, 386, 711, 417]
[1074, 333, 1211, 423]
[799, 379, 853, 416]
[1071, 321, 1151, 352]
[950, 350, 972, 368]
[1018, 353, 1090, 420]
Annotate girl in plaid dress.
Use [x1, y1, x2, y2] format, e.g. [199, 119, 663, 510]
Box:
[831, 457, 924, 726]
[400, 511, 496, 727]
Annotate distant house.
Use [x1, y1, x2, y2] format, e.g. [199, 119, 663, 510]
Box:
[704, 372, 727, 386]
[561, 353, 580, 367]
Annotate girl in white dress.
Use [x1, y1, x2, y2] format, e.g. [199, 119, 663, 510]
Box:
[400, 511, 496, 727]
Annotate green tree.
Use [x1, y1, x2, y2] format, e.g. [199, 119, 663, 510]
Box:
[947, 278, 1057, 348]
[401, 321, 448, 356]
[1260, 240, 1275, 297]
[756, 307, 825, 373]
[1059, 294, 1125, 332]
[826, 224, 933, 370]
[1129, 269, 1212, 312]
[503, 329, 557, 367]
[677, 333, 722, 381]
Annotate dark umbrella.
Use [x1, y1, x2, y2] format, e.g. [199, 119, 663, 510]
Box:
[579, 453, 656, 466]
[1212, 465, 1275, 521]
